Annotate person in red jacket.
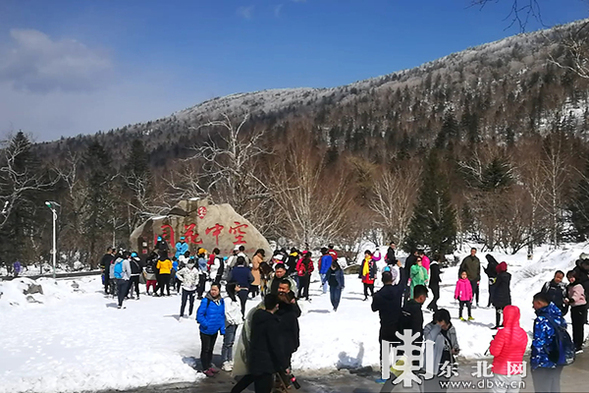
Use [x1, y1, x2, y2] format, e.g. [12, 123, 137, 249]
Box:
[489, 305, 528, 393]
[296, 251, 314, 301]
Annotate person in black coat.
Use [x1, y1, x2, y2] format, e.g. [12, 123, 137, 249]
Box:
[231, 294, 287, 393]
[372, 271, 404, 368]
[541, 270, 568, 316]
[276, 281, 301, 369]
[427, 258, 442, 312]
[227, 256, 254, 317]
[484, 254, 499, 308]
[99, 247, 116, 294]
[491, 262, 511, 329]
[385, 242, 397, 266]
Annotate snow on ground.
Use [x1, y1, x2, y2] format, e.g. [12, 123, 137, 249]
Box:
[1, 244, 588, 392]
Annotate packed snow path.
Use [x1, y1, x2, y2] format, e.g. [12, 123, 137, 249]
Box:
[1, 245, 588, 393]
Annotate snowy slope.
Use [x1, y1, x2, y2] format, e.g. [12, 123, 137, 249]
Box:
[1, 244, 587, 392]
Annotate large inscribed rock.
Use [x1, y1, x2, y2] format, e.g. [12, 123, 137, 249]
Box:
[130, 199, 271, 258]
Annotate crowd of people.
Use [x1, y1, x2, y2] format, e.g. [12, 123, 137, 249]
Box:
[98, 240, 589, 393]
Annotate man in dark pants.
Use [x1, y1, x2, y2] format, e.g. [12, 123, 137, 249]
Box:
[403, 251, 418, 303]
[231, 294, 288, 393]
[99, 247, 116, 294]
[227, 256, 254, 316]
[276, 280, 301, 370]
[459, 248, 480, 307]
[371, 271, 403, 383]
[427, 257, 441, 312]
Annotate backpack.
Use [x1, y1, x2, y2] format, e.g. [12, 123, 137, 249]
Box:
[546, 317, 576, 366]
[113, 260, 124, 279]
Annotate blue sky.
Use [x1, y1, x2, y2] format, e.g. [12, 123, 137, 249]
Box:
[0, 0, 586, 141]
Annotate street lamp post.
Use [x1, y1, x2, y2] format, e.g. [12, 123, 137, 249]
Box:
[45, 201, 60, 279]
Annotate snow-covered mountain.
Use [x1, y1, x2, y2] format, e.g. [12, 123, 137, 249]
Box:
[37, 18, 589, 165]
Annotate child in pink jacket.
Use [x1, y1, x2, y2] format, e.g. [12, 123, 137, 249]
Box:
[455, 270, 474, 321]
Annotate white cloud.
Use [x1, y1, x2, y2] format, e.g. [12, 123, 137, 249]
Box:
[237, 5, 254, 19]
[0, 29, 113, 94]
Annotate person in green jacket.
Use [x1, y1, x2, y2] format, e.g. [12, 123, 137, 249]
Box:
[410, 256, 429, 298]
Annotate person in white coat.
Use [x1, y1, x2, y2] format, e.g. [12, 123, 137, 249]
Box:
[222, 282, 243, 372]
[176, 260, 199, 318]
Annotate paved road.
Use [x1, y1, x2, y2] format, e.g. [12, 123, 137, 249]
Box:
[101, 352, 589, 393]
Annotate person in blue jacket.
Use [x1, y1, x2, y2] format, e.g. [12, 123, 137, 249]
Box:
[197, 283, 225, 377]
[319, 247, 333, 294]
[531, 292, 567, 392]
[175, 236, 189, 259]
[324, 260, 345, 311]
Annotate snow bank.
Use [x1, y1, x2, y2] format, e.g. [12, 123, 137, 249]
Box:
[1, 244, 587, 392]
[0, 277, 205, 393]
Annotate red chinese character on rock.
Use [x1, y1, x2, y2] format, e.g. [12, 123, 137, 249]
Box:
[183, 223, 203, 245]
[205, 223, 224, 246]
[154, 224, 175, 246]
[229, 221, 248, 245]
[197, 206, 207, 219]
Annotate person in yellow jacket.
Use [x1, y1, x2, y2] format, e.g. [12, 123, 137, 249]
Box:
[156, 252, 173, 296]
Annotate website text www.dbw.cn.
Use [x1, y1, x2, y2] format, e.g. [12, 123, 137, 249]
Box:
[437, 379, 526, 391]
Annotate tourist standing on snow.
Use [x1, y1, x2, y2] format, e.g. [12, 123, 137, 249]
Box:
[404, 250, 418, 301]
[276, 280, 301, 371]
[455, 270, 474, 321]
[155, 236, 169, 254]
[489, 305, 528, 393]
[372, 271, 403, 373]
[197, 283, 225, 377]
[541, 270, 568, 316]
[155, 252, 173, 296]
[113, 251, 132, 309]
[128, 252, 142, 300]
[422, 309, 460, 392]
[318, 247, 333, 294]
[251, 249, 265, 299]
[144, 251, 159, 295]
[410, 256, 428, 299]
[296, 251, 314, 301]
[109, 251, 120, 297]
[427, 256, 442, 312]
[99, 247, 116, 294]
[385, 242, 397, 267]
[222, 282, 243, 372]
[286, 248, 299, 281]
[176, 259, 199, 317]
[484, 254, 499, 308]
[325, 260, 345, 311]
[418, 250, 430, 273]
[208, 248, 224, 284]
[399, 285, 428, 342]
[359, 250, 377, 301]
[492, 262, 511, 329]
[227, 256, 254, 316]
[565, 270, 587, 353]
[230, 294, 287, 393]
[531, 292, 570, 392]
[196, 248, 208, 299]
[174, 236, 188, 259]
[267, 263, 297, 295]
[459, 248, 481, 307]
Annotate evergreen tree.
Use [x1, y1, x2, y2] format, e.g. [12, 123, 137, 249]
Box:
[82, 141, 114, 261]
[435, 111, 459, 149]
[404, 149, 457, 258]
